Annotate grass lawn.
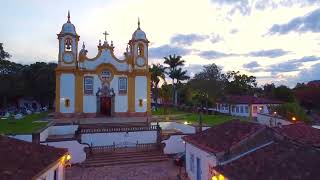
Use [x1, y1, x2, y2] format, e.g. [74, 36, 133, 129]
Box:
[152, 107, 187, 116]
[183, 114, 250, 126]
[0, 112, 49, 134]
[152, 107, 250, 126]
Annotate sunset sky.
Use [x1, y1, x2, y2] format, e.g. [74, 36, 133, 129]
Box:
[1, 0, 320, 87]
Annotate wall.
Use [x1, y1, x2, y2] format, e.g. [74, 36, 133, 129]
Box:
[49, 125, 78, 136]
[81, 131, 157, 147]
[36, 159, 64, 180]
[8, 134, 33, 142]
[135, 76, 147, 112]
[40, 127, 50, 142]
[43, 140, 87, 164]
[152, 122, 196, 134]
[83, 49, 128, 71]
[60, 73, 75, 113]
[185, 143, 217, 180]
[162, 135, 186, 154]
[257, 113, 292, 127]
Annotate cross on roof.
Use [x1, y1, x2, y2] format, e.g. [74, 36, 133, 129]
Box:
[103, 31, 109, 41]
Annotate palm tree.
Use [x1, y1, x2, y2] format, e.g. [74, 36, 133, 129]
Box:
[150, 64, 166, 110]
[163, 54, 187, 106]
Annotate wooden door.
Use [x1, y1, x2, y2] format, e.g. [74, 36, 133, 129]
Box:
[100, 97, 111, 116]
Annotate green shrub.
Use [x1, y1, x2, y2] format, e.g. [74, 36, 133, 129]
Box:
[271, 102, 309, 122]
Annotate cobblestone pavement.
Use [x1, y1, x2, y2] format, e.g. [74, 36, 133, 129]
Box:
[66, 161, 189, 180]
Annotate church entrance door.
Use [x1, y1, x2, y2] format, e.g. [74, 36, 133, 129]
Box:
[100, 97, 111, 116]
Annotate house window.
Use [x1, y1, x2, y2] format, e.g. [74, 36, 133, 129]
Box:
[65, 38, 72, 52]
[236, 106, 239, 113]
[118, 77, 127, 94]
[190, 153, 195, 173]
[240, 106, 244, 113]
[84, 76, 94, 95]
[245, 106, 249, 113]
[231, 105, 235, 112]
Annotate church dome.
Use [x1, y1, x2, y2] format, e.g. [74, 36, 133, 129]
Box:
[60, 11, 77, 35]
[131, 19, 148, 41]
[132, 29, 147, 40]
[61, 22, 76, 35]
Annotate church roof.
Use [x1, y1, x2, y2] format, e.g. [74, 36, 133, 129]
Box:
[0, 136, 67, 180]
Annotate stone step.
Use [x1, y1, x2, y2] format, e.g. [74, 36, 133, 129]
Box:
[83, 157, 170, 167]
[86, 154, 168, 163]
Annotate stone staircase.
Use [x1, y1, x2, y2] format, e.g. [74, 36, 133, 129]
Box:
[83, 150, 170, 167]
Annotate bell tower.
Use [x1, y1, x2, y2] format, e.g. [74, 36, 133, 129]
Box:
[57, 11, 79, 68]
[129, 18, 149, 70]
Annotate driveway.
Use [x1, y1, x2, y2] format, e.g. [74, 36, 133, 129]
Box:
[66, 161, 189, 180]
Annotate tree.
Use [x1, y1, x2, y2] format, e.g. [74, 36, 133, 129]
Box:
[189, 64, 226, 105]
[273, 85, 294, 102]
[163, 54, 187, 106]
[0, 43, 11, 61]
[159, 83, 173, 114]
[225, 71, 257, 95]
[150, 64, 166, 110]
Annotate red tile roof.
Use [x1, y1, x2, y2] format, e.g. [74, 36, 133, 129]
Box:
[217, 95, 283, 104]
[0, 136, 67, 180]
[274, 123, 320, 146]
[182, 120, 265, 154]
[216, 141, 320, 180]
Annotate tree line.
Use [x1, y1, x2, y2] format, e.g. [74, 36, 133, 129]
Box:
[150, 54, 320, 112]
[0, 43, 56, 109]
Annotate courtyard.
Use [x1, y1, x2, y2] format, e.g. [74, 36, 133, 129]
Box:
[66, 161, 189, 180]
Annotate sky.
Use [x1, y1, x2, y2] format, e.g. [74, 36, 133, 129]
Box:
[1, 0, 320, 87]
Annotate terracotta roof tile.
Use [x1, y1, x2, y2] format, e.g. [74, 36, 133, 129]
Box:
[274, 123, 320, 146]
[0, 136, 67, 180]
[182, 120, 264, 154]
[216, 141, 320, 180]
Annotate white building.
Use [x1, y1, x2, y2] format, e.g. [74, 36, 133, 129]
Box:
[214, 95, 282, 118]
[55, 12, 151, 118]
[182, 120, 269, 180]
[0, 135, 69, 180]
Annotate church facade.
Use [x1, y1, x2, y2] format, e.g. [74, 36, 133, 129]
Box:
[55, 12, 151, 117]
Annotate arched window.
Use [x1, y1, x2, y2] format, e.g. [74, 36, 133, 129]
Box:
[65, 38, 72, 52]
[137, 44, 144, 56]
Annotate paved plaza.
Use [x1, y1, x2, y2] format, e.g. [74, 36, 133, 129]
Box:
[66, 161, 189, 180]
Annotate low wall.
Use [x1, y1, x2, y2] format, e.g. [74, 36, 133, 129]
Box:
[81, 130, 158, 147]
[8, 134, 33, 142]
[162, 135, 186, 154]
[152, 122, 196, 134]
[42, 140, 87, 164]
[49, 125, 78, 135]
[257, 113, 292, 127]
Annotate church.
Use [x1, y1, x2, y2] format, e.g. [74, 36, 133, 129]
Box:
[55, 12, 151, 117]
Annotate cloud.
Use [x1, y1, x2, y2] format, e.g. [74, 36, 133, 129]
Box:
[211, 0, 320, 16]
[230, 28, 239, 34]
[210, 33, 223, 44]
[266, 56, 320, 74]
[184, 64, 205, 78]
[269, 8, 320, 34]
[243, 61, 263, 72]
[295, 62, 320, 83]
[198, 50, 232, 59]
[248, 49, 289, 58]
[149, 44, 191, 59]
[170, 34, 209, 46]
